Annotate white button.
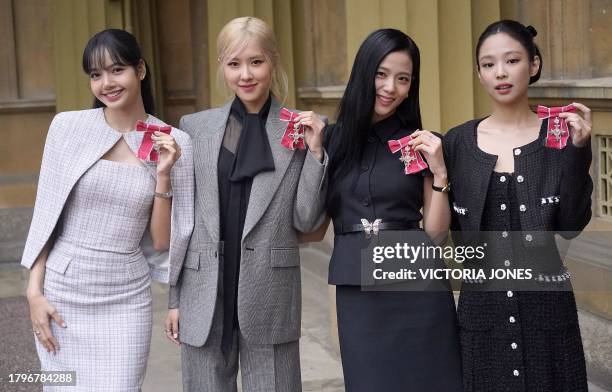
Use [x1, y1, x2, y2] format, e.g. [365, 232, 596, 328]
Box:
[501, 203, 507, 211]
[509, 316, 516, 323]
[519, 204, 526, 212]
[502, 231, 508, 238]
[507, 290, 513, 298]
[514, 148, 522, 156]
[511, 342, 518, 349]
[513, 370, 520, 377]
[504, 259, 511, 267]
[525, 234, 533, 241]
[517, 175, 524, 183]
[500, 176, 506, 182]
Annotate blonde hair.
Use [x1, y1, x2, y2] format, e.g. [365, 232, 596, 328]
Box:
[216, 17, 288, 103]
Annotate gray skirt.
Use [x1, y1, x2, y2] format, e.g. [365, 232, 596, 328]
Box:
[36, 240, 152, 392]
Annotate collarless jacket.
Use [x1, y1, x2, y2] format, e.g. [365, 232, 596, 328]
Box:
[21, 109, 194, 283]
[442, 118, 592, 248]
[171, 97, 328, 347]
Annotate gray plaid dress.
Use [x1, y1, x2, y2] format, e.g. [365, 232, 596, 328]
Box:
[37, 158, 155, 391]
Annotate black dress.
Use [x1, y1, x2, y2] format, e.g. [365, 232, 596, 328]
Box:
[325, 115, 463, 392]
[456, 131, 588, 391]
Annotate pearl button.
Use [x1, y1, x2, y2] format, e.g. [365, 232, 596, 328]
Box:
[514, 148, 522, 156]
[504, 259, 511, 267]
[500, 176, 506, 182]
[501, 203, 507, 211]
[525, 234, 533, 241]
[511, 342, 518, 349]
[519, 204, 526, 212]
[502, 231, 508, 238]
[507, 290, 513, 298]
[517, 175, 524, 183]
[513, 370, 520, 377]
[509, 316, 516, 323]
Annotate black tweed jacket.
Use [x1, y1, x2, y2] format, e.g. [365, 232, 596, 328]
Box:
[442, 118, 593, 247]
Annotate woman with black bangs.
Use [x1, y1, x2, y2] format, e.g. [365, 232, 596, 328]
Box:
[443, 20, 591, 391]
[321, 28, 462, 391]
[22, 29, 193, 391]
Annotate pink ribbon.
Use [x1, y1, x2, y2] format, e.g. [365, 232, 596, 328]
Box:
[280, 108, 306, 151]
[388, 135, 428, 175]
[537, 104, 575, 149]
[135, 120, 172, 162]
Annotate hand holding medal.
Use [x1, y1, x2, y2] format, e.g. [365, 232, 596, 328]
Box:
[408, 130, 446, 177]
[558, 102, 592, 148]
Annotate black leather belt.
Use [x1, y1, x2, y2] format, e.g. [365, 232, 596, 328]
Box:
[334, 219, 420, 235]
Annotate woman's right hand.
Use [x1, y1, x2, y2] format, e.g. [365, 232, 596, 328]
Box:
[165, 309, 180, 345]
[27, 293, 66, 354]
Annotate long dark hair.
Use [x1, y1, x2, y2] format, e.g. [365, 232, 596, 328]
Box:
[82, 29, 155, 114]
[330, 28, 422, 180]
[475, 20, 542, 85]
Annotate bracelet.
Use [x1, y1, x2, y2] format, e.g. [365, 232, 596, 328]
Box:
[155, 190, 173, 199]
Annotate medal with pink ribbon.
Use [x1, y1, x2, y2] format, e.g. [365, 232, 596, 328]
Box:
[135, 120, 172, 162]
[537, 104, 575, 149]
[388, 134, 428, 175]
[280, 108, 306, 151]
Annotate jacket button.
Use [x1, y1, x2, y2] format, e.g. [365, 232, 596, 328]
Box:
[500, 203, 507, 211]
[519, 204, 526, 212]
[511, 342, 518, 350]
[513, 370, 520, 377]
[507, 290, 513, 298]
[509, 316, 516, 323]
[504, 259, 511, 267]
[501, 231, 508, 238]
[517, 175, 524, 183]
[525, 234, 533, 241]
[514, 148, 522, 156]
[499, 175, 506, 182]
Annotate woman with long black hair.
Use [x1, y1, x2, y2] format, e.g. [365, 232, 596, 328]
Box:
[323, 28, 462, 391]
[22, 29, 193, 391]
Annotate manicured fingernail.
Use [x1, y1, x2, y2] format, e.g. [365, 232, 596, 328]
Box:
[173, 333, 178, 339]
[61, 322, 67, 328]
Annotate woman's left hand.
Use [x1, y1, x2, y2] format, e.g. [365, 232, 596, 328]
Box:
[296, 111, 325, 161]
[558, 102, 592, 148]
[152, 132, 182, 176]
[408, 130, 447, 178]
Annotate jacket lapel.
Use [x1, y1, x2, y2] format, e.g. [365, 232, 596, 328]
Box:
[193, 101, 232, 243]
[242, 98, 295, 240]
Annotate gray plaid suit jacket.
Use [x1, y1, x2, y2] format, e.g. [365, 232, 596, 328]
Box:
[21, 108, 194, 283]
[170, 97, 328, 347]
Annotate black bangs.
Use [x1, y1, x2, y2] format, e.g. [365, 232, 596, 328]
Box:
[82, 44, 129, 74]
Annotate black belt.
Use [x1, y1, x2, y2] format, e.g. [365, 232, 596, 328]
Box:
[334, 219, 420, 235]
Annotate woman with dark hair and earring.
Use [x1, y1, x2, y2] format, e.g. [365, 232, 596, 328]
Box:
[21, 29, 194, 390]
[443, 20, 591, 391]
[320, 28, 462, 391]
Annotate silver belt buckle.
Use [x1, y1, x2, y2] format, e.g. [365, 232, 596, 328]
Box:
[360, 218, 382, 237]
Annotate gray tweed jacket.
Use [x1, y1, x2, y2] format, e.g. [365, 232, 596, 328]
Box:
[21, 108, 194, 283]
[169, 97, 328, 347]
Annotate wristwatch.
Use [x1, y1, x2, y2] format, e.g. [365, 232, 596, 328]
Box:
[432, 181, 451, 193]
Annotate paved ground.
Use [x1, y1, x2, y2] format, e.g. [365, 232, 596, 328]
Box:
[0, 248, 345, 392]
[1, 247, 609, 391]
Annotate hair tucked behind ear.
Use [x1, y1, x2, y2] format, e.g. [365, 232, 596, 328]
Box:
[82, 29, 155, 114]
[475, 20, 543, 85]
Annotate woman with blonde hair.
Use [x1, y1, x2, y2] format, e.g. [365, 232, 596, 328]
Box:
[164, 17, 328, 391]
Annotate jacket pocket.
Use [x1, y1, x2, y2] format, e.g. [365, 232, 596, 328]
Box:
[270, 247, 300, 268]
[45, 251, 73, 275]
[184, 251, 201, 270]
